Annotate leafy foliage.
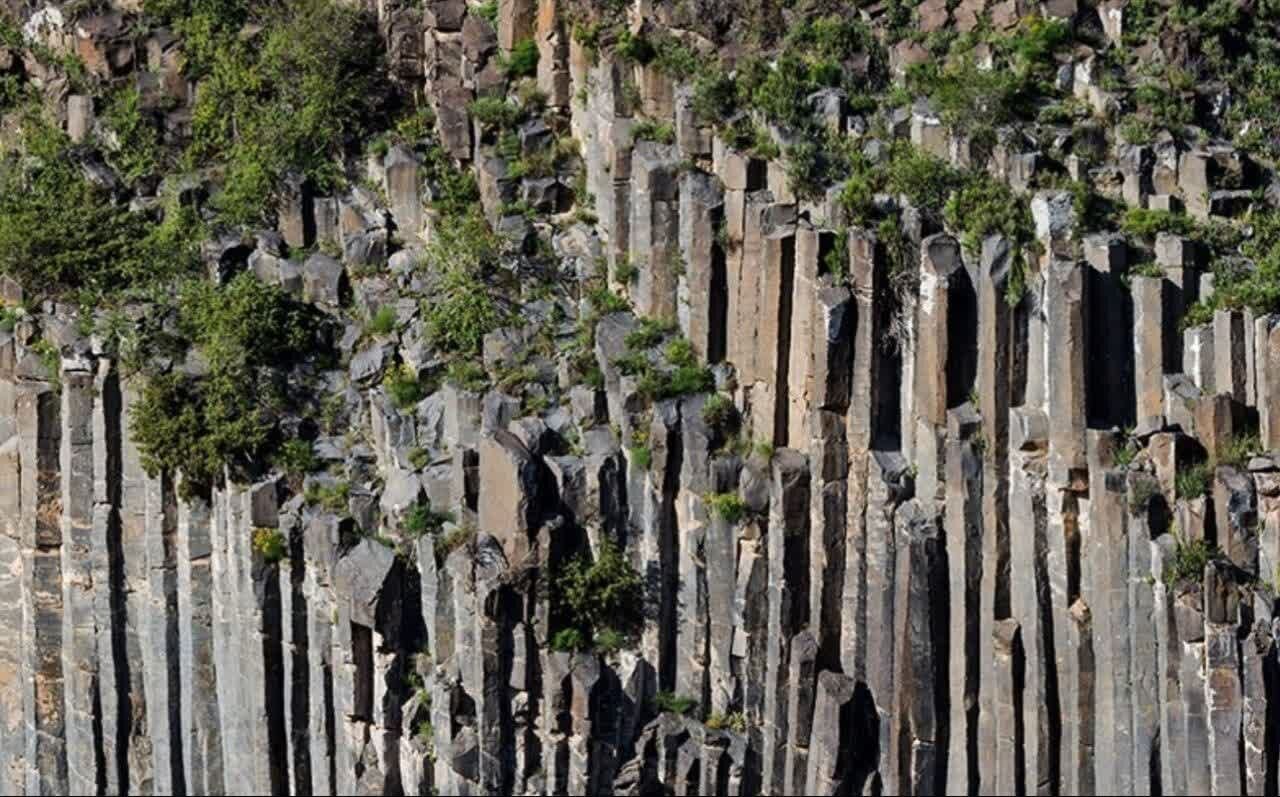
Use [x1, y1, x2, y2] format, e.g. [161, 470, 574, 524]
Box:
[252, 528, 288, 563]
[420, 212, 512, 355]
[167, 0, 391, 224]
[0, 116, 200, 297]
[555, 537, 644, 651]
[654, 691, 698, 716]
[1164, 527, 1217, 587]
[403, 501, 452, 540]
[131, 273, 319, 489]
[706, 492, 747, 523]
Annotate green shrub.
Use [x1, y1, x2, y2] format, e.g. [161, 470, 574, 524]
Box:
[474, 0, 498, 23]
[0, 116, 200, 297]
[408, 447, 431, 469]
[434, 524, 475, 562]
[614, 256, 639, 284]
[550, 627, 588, 652]
[181, 0, 391, 225]
[629, 445, 652, 470]
[1113, 438, 1138, 468]
[663, 337, 697, 368]
[305, 480, 351, 513]
[701, 394, 735, 428]
[444, 360, 489, 392]
[403, 501, 451, 539]
[654, 691, 698, 716]
[1219, 433, 1261, 467]
[823, 230, 849, 280]
[104, 87, 163, 185]
[469, 96, 521, 131]
[557, 537, 644, 640]
[588, 286, 630, 314]
[383, 364, 425, 409]
[706, 492, 747, 523]
[705, 711, 748, 733]
[1175, 462, 1212, 499]
[367, 305, 398, 336]
[944, 174, 1034, 258]
[615, 29, 656, 63]
[276, 438, 320, 474]
[594, 627, 627, 655]
[1164, 526, 1217, 587]
[132, 273, 318, 489]
[502, 38, 539, 78]
[415, 718, 434, 750]
[631, 119, 676, 145]
[625, 317, 677, 350]
[252, 527, 288, 563]
[421, 213, 510, 355]
[1121, 208, 1196, 241]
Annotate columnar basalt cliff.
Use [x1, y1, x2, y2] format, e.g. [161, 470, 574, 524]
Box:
[3, 0, 1280, 794]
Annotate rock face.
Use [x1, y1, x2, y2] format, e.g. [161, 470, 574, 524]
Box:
[5, 1, 1280, 796]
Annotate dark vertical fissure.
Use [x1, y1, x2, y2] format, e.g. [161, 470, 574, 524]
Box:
[774, 235, 796, 447]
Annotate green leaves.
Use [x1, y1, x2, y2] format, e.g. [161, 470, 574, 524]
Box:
[181, 0, 390, 224]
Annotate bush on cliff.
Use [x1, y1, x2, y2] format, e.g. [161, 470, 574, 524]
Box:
[554, 537, 644, 651]
[153, 0, 391, 225]
[0, 115, 201, 297]
[132, 273, 319, 490]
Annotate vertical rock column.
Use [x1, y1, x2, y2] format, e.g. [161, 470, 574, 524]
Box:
[89, 360, 124, 795]
[944, 405, 982, 797]
[119, 383, 153, 794]
[1126, 475, 1161, 796]
[1086, 431, 1133, 796]
[1133, 275, 1171, 423]
[143, 471, 184, 794]
[976, 236, 1013, 795]
[842, 228, 883, 681]
[1256, 316, 1280, 450]
[1151, 535, 1187, 797]
[864, 451, 908, 793]
[913, 234, 965, 507]
[678, 171, 725, 363]
[761, 451, 809, 795]
[1203, 564, 1242, 796]
[891, 501, 946, 795]
[60, 357, 98, 795]
[20, 379, 66, 794]
[177, 481, 224, 795]
[0, 330, 24, 794]
[630, 141, 682, 321]
[1007, 408, 1053, 796]
[752, 208, 799, 446]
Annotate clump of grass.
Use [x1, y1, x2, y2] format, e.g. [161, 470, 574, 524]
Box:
[705, 711, 748, 733]
[701, 394, 735, 429]
[706, 492, 747, 523]
[550, 627, 587, 652]
[367, 305, 398, 335]
[305, 480, 351, 513]
[252, 527, 287, 563]
[434, 523, 476, 562]
[1164, 524, 1218, 587]
[1128, 478, 1161, 513]
[275, 438, 321, 475]
[402, 501, 452, 540]
[629, 445, 652, 470]
[1218, 432, 1261, 468]
[383, 364, 425, 409]
[1175, 462, 1212, 500]
[654, 691, 698, 716]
